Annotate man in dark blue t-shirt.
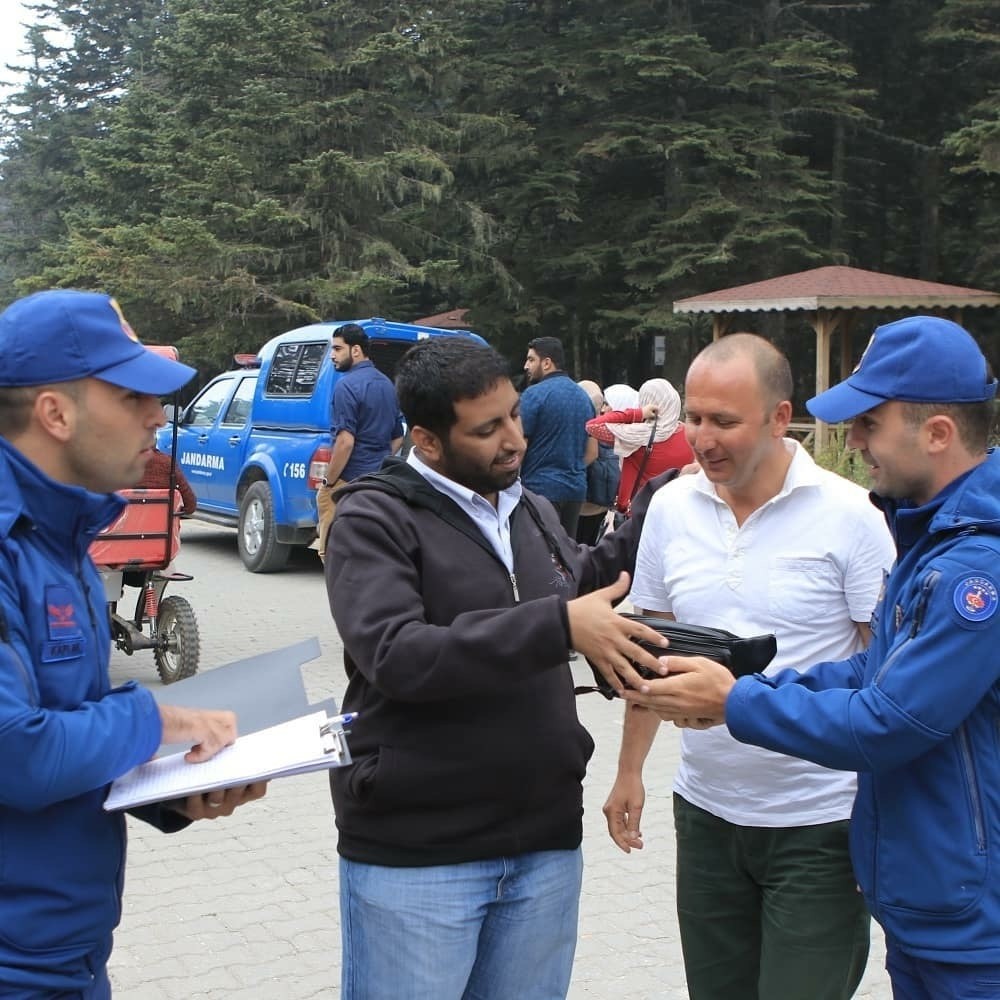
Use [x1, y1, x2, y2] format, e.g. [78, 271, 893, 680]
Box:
[315, 324, 404, 560]
[519, 336, 596, 537]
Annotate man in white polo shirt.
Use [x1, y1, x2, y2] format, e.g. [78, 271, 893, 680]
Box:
[603, 333, 895, 999]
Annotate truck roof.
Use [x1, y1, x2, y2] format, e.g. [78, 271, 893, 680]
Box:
[256, 318, 485, 363]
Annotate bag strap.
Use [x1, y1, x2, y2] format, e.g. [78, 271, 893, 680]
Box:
[624, 421, 658, 513]
[519, 492, 576, 584]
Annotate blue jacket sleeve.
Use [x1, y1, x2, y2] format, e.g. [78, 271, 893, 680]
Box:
[728, 548, 1000, 773]
[0, 641, 163, 812]
[727, 653, 873, 771]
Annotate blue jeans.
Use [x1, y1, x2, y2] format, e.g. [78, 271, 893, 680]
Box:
[887, 937, 1000, 999]
[339, 849, 583, 1000]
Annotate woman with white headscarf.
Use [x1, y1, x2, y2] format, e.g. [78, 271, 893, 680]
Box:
[586, 378, 693, 515]
[602, 383, 639, 413]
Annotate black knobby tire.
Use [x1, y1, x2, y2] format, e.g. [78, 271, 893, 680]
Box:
[154, 595, 200, 684]
[237, 481, 291, 573]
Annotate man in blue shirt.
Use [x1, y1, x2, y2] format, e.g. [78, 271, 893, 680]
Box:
[519, 336, 596, 537]
[316, 324, 404, 561]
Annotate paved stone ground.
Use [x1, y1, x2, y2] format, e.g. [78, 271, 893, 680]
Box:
[107, 522, 892, 998]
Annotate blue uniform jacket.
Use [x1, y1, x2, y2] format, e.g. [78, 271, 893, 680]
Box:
[0, 438, 165, 995]
[726, 449, 1000, 963]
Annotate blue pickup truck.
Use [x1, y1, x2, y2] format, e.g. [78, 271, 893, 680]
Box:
[158, 317, 484, 572]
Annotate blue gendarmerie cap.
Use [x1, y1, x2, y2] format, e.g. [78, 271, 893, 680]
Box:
[0, 289, 195, 393]
[807, 315, 997, 423]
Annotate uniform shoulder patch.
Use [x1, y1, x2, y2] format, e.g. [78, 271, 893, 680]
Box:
[953, 575, 1000, 623]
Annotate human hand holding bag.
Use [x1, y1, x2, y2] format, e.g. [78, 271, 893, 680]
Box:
[576, 613, 777, 700]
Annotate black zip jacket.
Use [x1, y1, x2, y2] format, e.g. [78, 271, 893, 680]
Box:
[325, 457, 675, 866]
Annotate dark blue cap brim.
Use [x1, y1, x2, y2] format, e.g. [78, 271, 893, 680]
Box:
[806, 381, 888, 423]
[95, 349, 196, 395]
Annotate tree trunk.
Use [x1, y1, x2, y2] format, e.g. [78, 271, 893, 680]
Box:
[830, 117, 846, 255]
[919, 148, 940, 278]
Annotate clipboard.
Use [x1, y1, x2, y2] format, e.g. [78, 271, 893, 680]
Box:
[149, 637, 339, 755]
[103, 709, 353, 811]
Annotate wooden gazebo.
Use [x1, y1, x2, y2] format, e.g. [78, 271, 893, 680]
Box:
[673, 265, 1000, 451]
[412, 308, 471, 329]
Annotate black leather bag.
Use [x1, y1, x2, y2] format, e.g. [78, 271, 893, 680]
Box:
[578, 613, 777, 699]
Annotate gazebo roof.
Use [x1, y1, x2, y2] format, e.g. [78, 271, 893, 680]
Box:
[412, 308, 472, 329]
[673, 265, 1000, 314]
[672, 264, 1000, 454]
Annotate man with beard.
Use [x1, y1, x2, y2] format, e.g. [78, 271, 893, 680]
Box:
[622, 316, 1000, 1000]
[325, 337, 676, 1000]
[314, 323, 403, 561]
[520, 336, 597, 538]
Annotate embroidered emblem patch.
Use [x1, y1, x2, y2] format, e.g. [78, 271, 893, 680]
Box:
[549, 552, 571, 589]
[852, 332, 877, 375]
[43, 584, 85, 662]
[110, 297, 140, 342]
[953, 575, 999, 623]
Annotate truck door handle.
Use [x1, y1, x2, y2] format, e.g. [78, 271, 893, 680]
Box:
[228, 435, 241, 446]
[198, 434, 209, 444]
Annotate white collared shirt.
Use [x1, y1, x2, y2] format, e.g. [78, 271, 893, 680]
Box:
[407, 449, 523, 572]
[630, 440, 896, 826]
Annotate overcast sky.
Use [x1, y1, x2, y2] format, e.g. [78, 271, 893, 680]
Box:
[0, 2, 32, 99]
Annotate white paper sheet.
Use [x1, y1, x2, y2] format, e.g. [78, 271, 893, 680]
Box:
[104, 710, 347, 810]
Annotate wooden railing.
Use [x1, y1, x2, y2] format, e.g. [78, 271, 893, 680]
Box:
[787, 420, 816, 450]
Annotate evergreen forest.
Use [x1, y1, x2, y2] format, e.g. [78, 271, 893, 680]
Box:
[0, 0, 997, 396]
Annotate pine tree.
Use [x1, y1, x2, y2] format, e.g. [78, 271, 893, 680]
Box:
[928, 0, 1000, 288]
[18, 0, 512, 369]
[445, 1, 874, 380]
[0, 0, 163, 299]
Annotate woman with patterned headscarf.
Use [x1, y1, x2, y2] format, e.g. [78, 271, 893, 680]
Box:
[586, 378, 693, 515]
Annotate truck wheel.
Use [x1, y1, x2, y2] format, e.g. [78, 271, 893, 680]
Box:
[238, 481, 291, 573]
[154, 595, 200, 684]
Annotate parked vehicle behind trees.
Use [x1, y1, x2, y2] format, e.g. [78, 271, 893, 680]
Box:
[159, 318, 484, 573]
